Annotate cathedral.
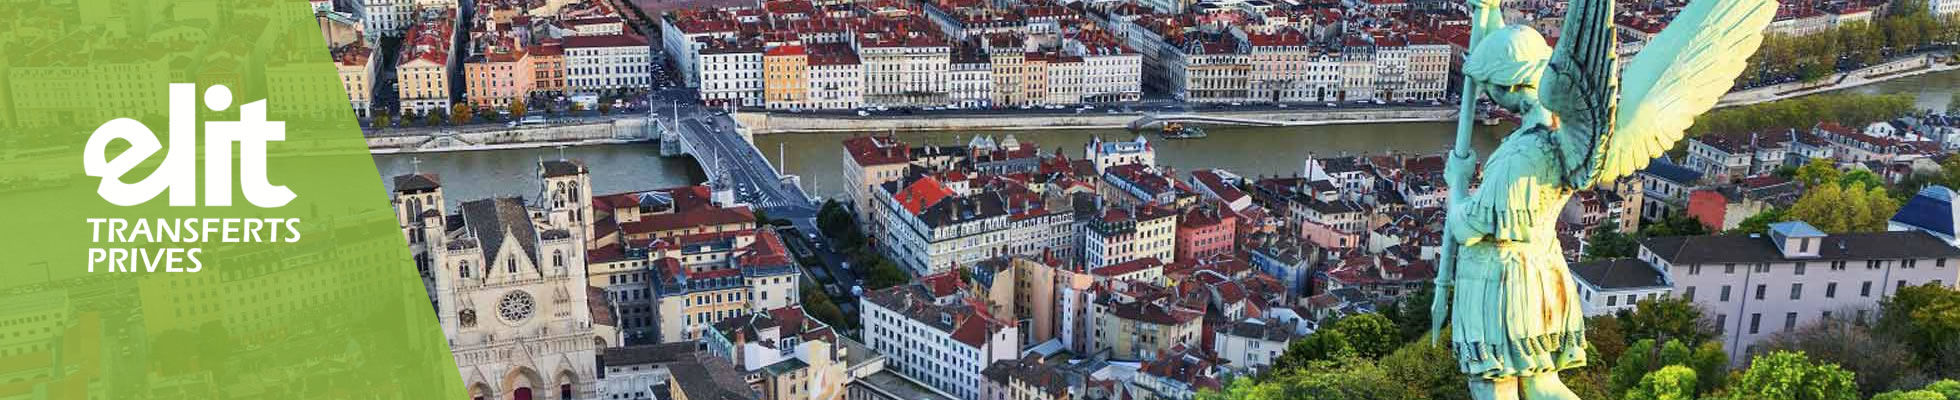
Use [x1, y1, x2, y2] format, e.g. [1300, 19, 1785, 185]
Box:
[394, 159, 615, 400]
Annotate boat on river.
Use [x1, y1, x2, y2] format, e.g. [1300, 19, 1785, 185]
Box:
[1161, 122, 1208, 139]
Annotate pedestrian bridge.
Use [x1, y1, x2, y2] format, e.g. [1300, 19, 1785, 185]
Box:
[658, 116, 814, 211]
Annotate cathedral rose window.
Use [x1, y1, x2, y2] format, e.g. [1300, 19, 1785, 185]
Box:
[499, 290, 535, 324]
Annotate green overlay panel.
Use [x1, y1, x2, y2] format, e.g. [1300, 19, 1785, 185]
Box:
[0, 0, 466, 398]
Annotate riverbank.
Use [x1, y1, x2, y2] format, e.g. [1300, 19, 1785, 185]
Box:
[1719, 53, 1957, 107]
[365, 118, 656, 153]
[734, 106, 1457, 134]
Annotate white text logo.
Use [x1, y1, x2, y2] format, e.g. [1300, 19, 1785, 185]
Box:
[83, 84, 295, 207]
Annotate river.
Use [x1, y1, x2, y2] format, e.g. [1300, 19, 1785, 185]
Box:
[374, 69, 1960, 202]
[372, 145, 704, 208]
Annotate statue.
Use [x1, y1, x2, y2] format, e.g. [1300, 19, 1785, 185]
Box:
[1429, 0, 1778, 398]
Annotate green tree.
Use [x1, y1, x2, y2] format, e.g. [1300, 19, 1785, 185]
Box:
[1640, 214, 1710, 237]
[1729, 207, 1789, 235]
[1621, 297, 1718, 345]
[371, 111, 392, 128]
[1626, 365, 1699, 400]
[855, 251, 909, 290]
[1690, 341, 1730, 395]
[1727, 351, 1859, 400]
[1924, 380, 1960, 400]
[1586, 315, 1630, 367]
[1204, 359, 1417, 400]
[1789, 183, 1851, 232]
[1582, 224, 1639, 261]
[1330, 313, 1400, 360]
[425, 110, 445, 127]
[1870, 390, 1947, 400]
[799, 281, 850, 330]
[1762, 312, 1922, 397]
[1274, 330, 1353, 372]
[1386, 286, 1435, 343]
[1380, 342, 1469, 400]
[1876, 284, 1960, 377]
[1797, 158, 1843, 188]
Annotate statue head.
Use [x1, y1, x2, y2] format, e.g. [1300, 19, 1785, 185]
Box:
[1465, 26, 1552, 114]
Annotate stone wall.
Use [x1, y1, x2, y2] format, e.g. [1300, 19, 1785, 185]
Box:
[737, 107, 1456, 134]
[367, 118, 653, 152]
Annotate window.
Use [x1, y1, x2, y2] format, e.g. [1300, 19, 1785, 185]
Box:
[1607, 296, 1617, 306]
[1755, 284, 1767, 300]
[1862, 281, 1873, 297]
[1899, 280, 1909, 292]
[1689, 264, 1702, 275]
[1683, 286, 1697, 301]
[1784, 312, 1798, 331]
[507, 258, 517, 273]
[460, 261, 472, 278]
[1939, 258, 1948, 268]
[1720, 285, 1732, 302]
[1790, 283, 1803, 300]
[1795, 263, 1806, 275]
[1725, 263, 1736, 274]
[1715, 314, 1728, 334]
[1826, 282, 1838, 298]
[1749, 313, 1762, 334]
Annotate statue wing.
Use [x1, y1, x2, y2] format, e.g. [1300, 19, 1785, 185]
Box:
[1591, 0, 1779, 183]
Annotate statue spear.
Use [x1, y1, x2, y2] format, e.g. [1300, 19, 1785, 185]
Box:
[1431, 3, 1500, 346]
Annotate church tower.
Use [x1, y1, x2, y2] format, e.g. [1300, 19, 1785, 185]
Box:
[393, 172, 447, 285]
[538, 159, 594, 248]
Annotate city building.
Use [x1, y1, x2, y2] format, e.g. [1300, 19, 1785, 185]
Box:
[397, 10, 459, 115]
[1175, 205, 1237, 262]
[764, 44, 811, 110]
[703, 306, 850, 400]
[859, 281, 1020, 400]
[1082, 205, 1178, 269]
[1212, 318, 1299, 375]
[332, 43, 377, 118]
[1570, 258, 1672, 317]
[872, 177, 1076, 275]
[806, 43, 866, 110]
[1640, 221, 1960, 362]
[565, 33, 652, 93]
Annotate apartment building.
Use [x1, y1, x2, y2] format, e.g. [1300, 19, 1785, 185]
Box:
[873, 179, 1076, 274]
[565, 33, 652, 93]
[702, 306, 849, 400]
[764, 44, 811, 110]
[1640, 221, 1960, 362]
[1082, 205, 1178, 269]
[860, 282, 1020, 400]
[807, 43, 866, 110]
[396, 10, 458, 115]
[333, 44, 377, 118]
[1570, 258, 1673, 317]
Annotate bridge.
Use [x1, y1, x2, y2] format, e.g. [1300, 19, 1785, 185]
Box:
[1126, 114, 1287, 130]
[659, 111, 814, 213]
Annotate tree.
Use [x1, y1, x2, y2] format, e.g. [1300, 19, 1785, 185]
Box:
[1621, 297, 1718, 345]
[1582, 224, 1639, 261]
[1727, 351, 1859, 400]
[1796, 158, 1843, 188]
[599, 101, 614, 115]
[855, 252, 909, 290]
[1380, 342, 1469, 400]
[800, 282, 850, 330]
[1204, 359, 1418, 400]
[371, 111, 392, 128]
[1790, 183, 1850, 231]
[1625, 365, 1699, 400]
[1586, 316, 1630, 367]
[1924, 380, 1960, 400]
[1330, 313, 1400, 360]
[1689, 341, 1729, 395]
[1876, 284, 1960, 378]
[425, 110, 445, 127]
[451, 103, 473, 125]
[509, 98, 527, 119]
[1730, 207, 1789, 235]
[1274, 330, 1353, 372]
[1386, 286, 1435, 343]
[1763, 312, 1919, 396]
[1870, 390, 1947, 400]
[1640, 214, 1709, 237]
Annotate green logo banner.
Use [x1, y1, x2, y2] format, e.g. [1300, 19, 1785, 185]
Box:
[0, 0, 466, 398]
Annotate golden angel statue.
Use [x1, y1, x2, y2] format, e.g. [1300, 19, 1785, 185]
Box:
[1428, 0, 1778, 398]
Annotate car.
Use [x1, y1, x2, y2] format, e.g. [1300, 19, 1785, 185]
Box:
[1230, 102, 1244, 106]
[1373, 99, 1386, 105]
[857, 110, 870, 116]
[1326, 103, 1337, 107]
[1277, 103, 1289, 108]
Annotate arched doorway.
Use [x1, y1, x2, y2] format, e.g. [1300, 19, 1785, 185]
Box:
[514, 388, 533, 400]
[503, 367, 544, 400]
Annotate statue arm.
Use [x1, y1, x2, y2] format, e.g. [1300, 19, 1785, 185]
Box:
[1467, 0, 1506, 51]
